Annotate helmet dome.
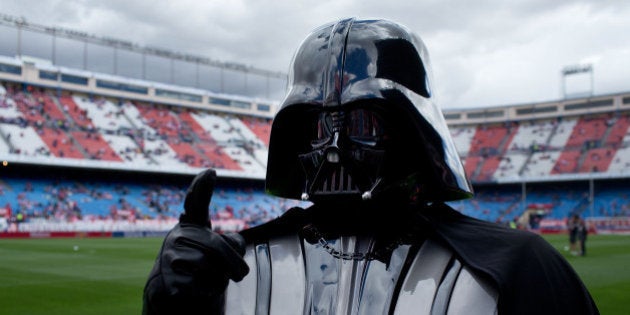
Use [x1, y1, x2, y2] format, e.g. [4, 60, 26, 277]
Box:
[265, 18, 472, 203]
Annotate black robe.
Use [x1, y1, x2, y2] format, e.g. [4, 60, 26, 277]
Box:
[241, 202, 599, 315]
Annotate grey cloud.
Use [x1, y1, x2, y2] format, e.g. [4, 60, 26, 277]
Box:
[1, 0, 629, 108]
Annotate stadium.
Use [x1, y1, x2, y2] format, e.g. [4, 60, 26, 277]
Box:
[1, 11, 629, 315]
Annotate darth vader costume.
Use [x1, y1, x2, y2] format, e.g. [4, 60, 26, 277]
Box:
[143, 18, 598, 314]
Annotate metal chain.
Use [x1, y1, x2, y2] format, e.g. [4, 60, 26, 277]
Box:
[306, 225, 403, 261]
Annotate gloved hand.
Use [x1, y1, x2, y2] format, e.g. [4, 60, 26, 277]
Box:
[143, 169, 250, 315]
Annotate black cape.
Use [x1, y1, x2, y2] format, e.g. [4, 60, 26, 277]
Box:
[240, 202, 599, 315]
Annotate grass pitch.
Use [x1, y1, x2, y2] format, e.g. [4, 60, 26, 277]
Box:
[0, 234, 628, 314]
[0, 237, 163, 315]
[545, 234, 630, 315]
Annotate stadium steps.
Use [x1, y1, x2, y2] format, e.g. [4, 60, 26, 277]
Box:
[466, 123, 512, 181]
[544, 122, 577, 174]
[565, 115, 608, 149]
[578, 115, 629, 173]
[36, 126, 84, 159]
[508, 123, 557, 176]
[575, 148, 589, 172]
[0, 124, 17, 153]
[517, 151, 534, 176]
[9, 91, 89, 160]
[196, 143, 242, 170]
[134, 102, 216, 167]
[173, 111, 226, 168]
[497, 123, 517, 153]
[600, 116, 616, 145]
[34, 91, 67, 122]
[186, 112, 250, 169]
[241, 116, 271, 146]
[124, 101, 172, 165]
[467, 124, 508, 155]
[541, 119, 560, 149]
[48, 93, 120, 160]
[552, 149, 582, 174]
[568, 114, 618, 173]
[58, 95, 94, 129]
[604, 114, 630, 145]
[178, 110, 214, 142]
[59, 131, 91, 160]
[464, 155, 484, 180]
[482, 123, 518, 181]
[116, 102, 161, 166]
[12, 91, 46, 124]
[177, 110, 235, 168]
[580, 147, 616, 173]
[520, 119, 560, 175]
[497, 199, 522, 223]
[224, 117, 267, 170]
[44, 93, 93, 159]
[71, 131, 123, 161]
[168, 140, 210, 168]
[477, 156, 502, 181]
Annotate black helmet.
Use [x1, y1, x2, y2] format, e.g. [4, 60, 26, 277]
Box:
[265, 18, 472, 203]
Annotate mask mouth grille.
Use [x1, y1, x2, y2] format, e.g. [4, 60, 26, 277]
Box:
[315, 165, 360, 195]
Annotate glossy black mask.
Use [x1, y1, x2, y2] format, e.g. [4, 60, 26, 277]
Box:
[265, 18, 473, 203]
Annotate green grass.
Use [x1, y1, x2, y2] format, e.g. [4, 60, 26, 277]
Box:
[0, 237, 163, 315]
[543, 234, 630, 315]
[0, 234, 628, 314]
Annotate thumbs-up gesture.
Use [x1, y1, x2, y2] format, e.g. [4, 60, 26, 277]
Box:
[143, 169, 250, 315]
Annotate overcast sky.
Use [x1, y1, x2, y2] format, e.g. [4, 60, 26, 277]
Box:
[1, 0, 629, 109]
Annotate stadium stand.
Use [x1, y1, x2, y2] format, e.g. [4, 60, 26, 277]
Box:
[0, 167, 306, 233]
[2, 56, 630, 235]
[450, 125, 476, 156]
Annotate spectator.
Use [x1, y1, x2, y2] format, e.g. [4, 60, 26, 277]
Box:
[577, 216, 588, 256]
[567, 213, 580, 255]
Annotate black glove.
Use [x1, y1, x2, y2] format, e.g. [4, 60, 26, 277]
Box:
[143, 169, 250, 315]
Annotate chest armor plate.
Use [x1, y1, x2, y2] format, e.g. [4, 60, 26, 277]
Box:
[225, 234, 497, 315]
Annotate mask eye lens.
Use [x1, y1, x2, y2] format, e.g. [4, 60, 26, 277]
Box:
[310, 113, 333, 147]
[309, 110, 386, 147]
[346, 109, 386, 146]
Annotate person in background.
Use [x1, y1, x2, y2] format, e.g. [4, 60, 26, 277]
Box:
[577, 215, 588, 256]
[568, 213, 581, 255]
[144, 18, 598, 314]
